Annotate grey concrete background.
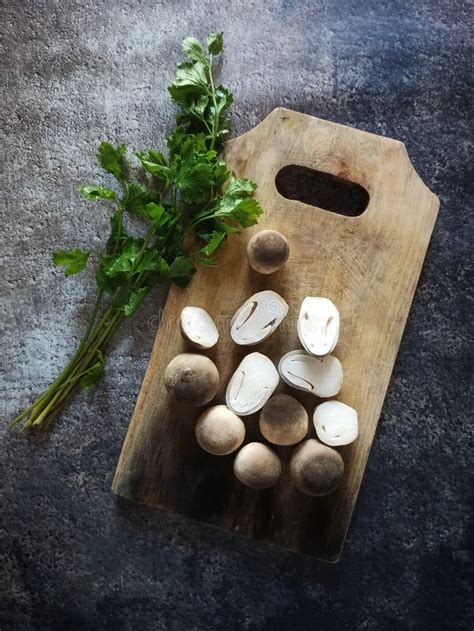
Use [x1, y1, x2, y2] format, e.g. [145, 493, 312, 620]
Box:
[1, 0, 472, 629]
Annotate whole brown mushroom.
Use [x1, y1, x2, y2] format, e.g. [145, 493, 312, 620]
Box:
[164, 353, 219, 406]
[233, 442, 281, 489]
[290, 439, 344, 496]
[247, 229, 289, 274]
[195, 405, 245, 455]
[259, 394, 308, 446]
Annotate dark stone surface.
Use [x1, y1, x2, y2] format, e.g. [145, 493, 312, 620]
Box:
[1, 1, 472, 629]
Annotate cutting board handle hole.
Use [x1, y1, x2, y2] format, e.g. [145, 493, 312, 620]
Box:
[275, 165, 369, 217]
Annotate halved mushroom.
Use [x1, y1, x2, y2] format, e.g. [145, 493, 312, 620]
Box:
[226, 352, 279, 416]
[180, 306, 219, 349]
[313, 401, 358, 446]
[231, 290, 288, 346]
[278, 350, 343, 398]
[297, 297, 340, 356]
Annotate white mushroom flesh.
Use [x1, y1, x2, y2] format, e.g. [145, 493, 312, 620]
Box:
[231, 290, 288, 346]
[278, 350, 343, 398]
[180, 306, 219, 349]
[297, 297, 340, 356]
[226, 352, 280, 416]
[313, 400, 358, 446]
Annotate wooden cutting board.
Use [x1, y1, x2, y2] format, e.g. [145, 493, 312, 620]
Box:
[112, 108, 439, 562]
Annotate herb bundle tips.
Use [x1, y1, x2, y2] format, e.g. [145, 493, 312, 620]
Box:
[11, 32, 263, 431]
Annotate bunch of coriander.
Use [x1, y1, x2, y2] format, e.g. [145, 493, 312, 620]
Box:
[11, 32, 263, 431]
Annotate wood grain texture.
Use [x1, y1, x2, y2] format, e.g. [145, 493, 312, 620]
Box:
[112, 108, 439, 562]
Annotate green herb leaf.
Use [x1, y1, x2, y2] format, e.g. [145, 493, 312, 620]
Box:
[168, 61, 209, 106]
[144, 203, 170, 229]
[53, 249, 90, 276]
[80, 185, 116, 201]
[81, 351, 105, 389]
[200, 230, 226, 256]
[124, 182, 151, 216]
[199, 256, 218, 268]
[182, 37, 206, 63]
[121, 287, 150, 316]
[224, 175, 256, 197]
[207, 32, 223, 55]
[97, 142, 126, 180]
[167, 255, 196, 287]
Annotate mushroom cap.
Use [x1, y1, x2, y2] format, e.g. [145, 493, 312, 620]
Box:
[164, 353, 219, 406]
[259, 393, 308, 446]
[247, 229, 290, 274]
[230, 290, 288, 346]
[297, 297, 340, 356]
[290, 439, 344, 496]
[180, 306, 219, 349]
[226, 352, 280, 416]
[233, 442, 282, 489]
[195, 405, 245, 455]
[313, 400, 358, 446]
[278, 350, 343, 398]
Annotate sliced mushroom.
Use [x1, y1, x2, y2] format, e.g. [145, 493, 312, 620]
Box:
[234, 442, 282, 489]
[180, 306, 219, 349]
[313, 401, 358, 446]
[290, 439, 344, 496]
[297, 297, 340, 356]
[231, 290, 288, 346]
[259, 393, 308, 446]
[278, 350, 343, 398]
[195, 405, 245, 455]
[226, 352, 279, 416]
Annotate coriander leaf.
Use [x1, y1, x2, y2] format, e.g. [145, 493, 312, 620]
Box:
[176, 159, 215, 202]
[101, 254, 132, 277]
[125, 182, 151, 216]
[121, 287, 150, 317]
[215, 219, 240, 234]
[121, 238, 144, 264]
[167, 255, 196, 287]
[81, 351, 105, 390]
[225, 175, 256, 197]
[135, 249, 161, 273]
[53, 249, 90, 276]
[97, 142, 126, 180]
[168, 61, 208, 105]
[106, 209, 127, 254]
[80, 185, 116, 201]
[207, 32, 223, 55]
[200, 230, 226, 256]
[182, 37, 206, 63]
[144, 203, 169, 229]
[219, 197, 263, 228]
[199, 256, 218, 268]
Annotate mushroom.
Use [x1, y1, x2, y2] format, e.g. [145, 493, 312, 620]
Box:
[164, 353, 219, 406]
[313, 401, 358, 446]
[231, 290, 288, 346]
[180, 306, 219, 349]
[289, 439, 344, 496]
[226, 352, 279, 416]
[233, 442, 282, 489]
[195, 405, 245, 455]
[259, 394, 308, 446]
[247, 229, 290, 274]
[278, 350, 343, 398]
[297, 297, 340, 356]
